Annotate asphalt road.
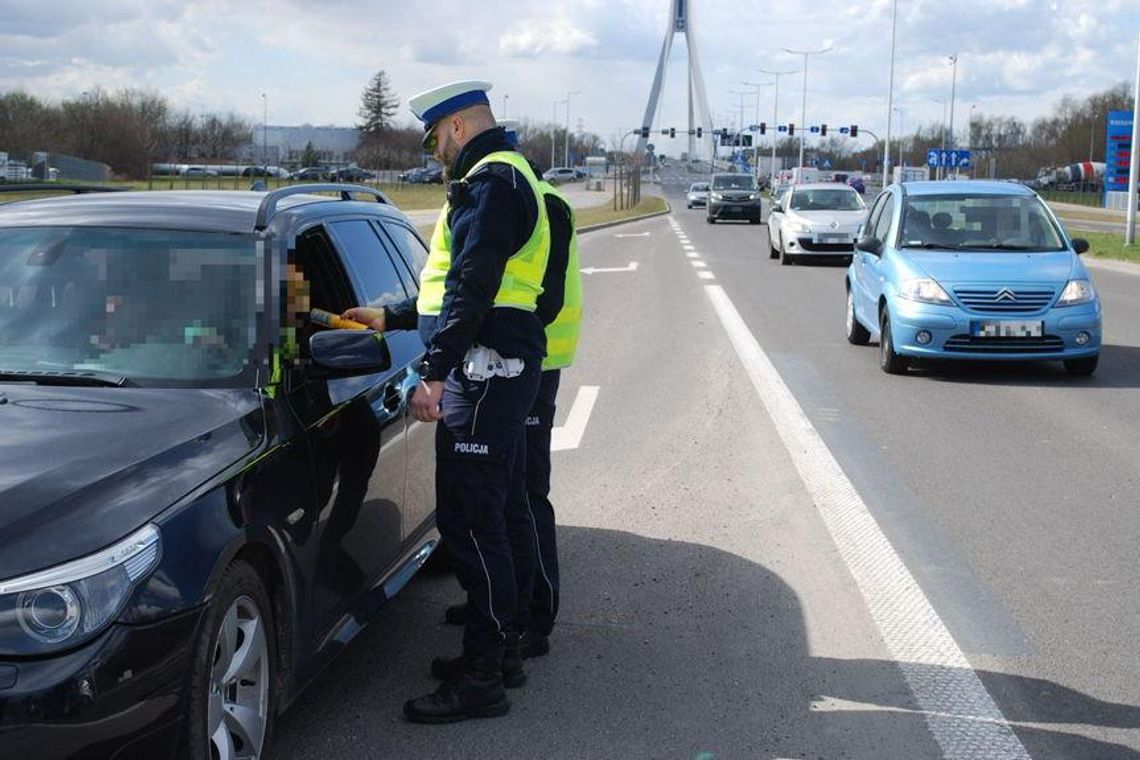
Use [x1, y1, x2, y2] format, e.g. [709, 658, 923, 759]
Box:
[272, 168, 1140, 759]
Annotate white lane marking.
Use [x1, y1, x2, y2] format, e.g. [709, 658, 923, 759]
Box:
[690, 260, 707, 268]
[614, 232, 651, 238]
[697, 270, 716, 280]
[551, 385, 600, 451]
[703, 284, 1031, 760]
[683, 244, 696, 251]
[686, 252, 699, 258]
[581, 262, 639, 275]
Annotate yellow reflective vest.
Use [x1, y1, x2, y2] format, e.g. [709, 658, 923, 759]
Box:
[537, 181, 583, 371]
[417, 151, 550, 316]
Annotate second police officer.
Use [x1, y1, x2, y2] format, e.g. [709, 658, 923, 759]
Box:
[442, 119, 583, 662]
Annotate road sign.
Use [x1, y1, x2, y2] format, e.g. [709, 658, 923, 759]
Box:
[822, 159, 832, 169]
[809, 126, 820, 134]
[1106, 110, 1132, 195]
[927, 149, 973, 168]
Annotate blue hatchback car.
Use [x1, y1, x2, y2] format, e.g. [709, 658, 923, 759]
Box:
[845, 181, 1101, 375]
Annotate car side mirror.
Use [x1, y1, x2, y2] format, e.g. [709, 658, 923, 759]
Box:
[1071, 237, 1089, 255]
[857, 235, 883, 256]
[309, 329, 392, 376]
[770, 203, 782, 213]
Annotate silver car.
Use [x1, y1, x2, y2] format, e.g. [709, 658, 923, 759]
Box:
[686, 182, 710, 208]
[768, 183, 868, 265]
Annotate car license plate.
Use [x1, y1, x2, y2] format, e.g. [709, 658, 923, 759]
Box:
[729, 205, 742, 212]
[970, 320, 1044, 338]
[818, 233, 848, 242]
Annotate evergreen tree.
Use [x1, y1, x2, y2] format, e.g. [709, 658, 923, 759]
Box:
[358, 70, 399, 136]
[301, 140, 320, 167]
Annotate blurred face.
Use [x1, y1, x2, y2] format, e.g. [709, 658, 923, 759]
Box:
[285, 263, 310, 327]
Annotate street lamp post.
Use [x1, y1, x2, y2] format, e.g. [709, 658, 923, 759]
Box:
[893, 106, 905, 170]
[883, 0, 899, 187]
[503, 94, 509, 119]
[565, 90, 580, 168]
[551, 100, 561, 169]
[784, 45, 832, 170]
[947, 53, 959, 173]
[742, 80, 774, 178]
[758, 67, 798, 181]
[728, 89, 748, 168]
[261, 93, 268, 173]
[931, 97, 946, 179]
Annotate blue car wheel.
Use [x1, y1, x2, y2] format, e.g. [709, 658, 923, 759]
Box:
[879, 309, 909, 374]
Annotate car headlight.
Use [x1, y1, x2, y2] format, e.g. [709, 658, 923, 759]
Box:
[1057, 279, 1096, 306]
[748, 193, 759, 200]
[789, 222, 813, 234]
[711, 192, 724, 201]
[0, 525, 160, 655]
[899, 278, 953, 305]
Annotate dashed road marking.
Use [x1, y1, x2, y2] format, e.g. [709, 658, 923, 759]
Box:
[703, 284, 1031, 760]
[697, 270, 715, 280]
[690, 260, 707, 268]
[581, 262, 639, 275]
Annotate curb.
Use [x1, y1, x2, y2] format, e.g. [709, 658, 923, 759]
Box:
[577, 201, 672, 234]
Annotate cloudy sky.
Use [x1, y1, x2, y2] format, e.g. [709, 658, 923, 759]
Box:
[1, 0, 1137, 153]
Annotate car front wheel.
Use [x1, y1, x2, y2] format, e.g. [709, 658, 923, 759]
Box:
[182, 560, 277, 760]
[706, 216, 716, 224]
[879, 309, 909, 374]
[1063, 355, 1098, 375]
[846, 289, 871, 345]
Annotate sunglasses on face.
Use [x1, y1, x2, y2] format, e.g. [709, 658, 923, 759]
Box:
[422, 124, 439, 154]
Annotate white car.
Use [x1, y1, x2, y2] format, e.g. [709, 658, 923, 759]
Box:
[542, 167, 578, 184]
[686, 182, 710, 208]
[768, 183, 868, 266]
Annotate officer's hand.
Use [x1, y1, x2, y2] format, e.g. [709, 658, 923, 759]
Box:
[411, 380, 444, 422]
[342, 307, 385, 332]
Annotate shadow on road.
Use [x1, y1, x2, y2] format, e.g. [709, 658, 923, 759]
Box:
[271, 526, 1140, 759]
[915, 342, 1140, 389]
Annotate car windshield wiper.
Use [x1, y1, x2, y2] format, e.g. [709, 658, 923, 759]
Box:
[0, 369, 135, 387]
[959, 243, 1058, 251]
[900, 242, 960, 250]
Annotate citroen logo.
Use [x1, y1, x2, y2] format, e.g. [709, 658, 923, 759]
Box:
[995, 288, 1017, 302]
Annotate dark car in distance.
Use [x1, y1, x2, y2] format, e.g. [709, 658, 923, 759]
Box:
[0, 184, 439, 758]
[706, 173, 763, 224]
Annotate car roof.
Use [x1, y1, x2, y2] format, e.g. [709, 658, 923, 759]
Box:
[900, 180, 1035, 197]
[0, 189, 409, 234]
[711, 173, 752, 179]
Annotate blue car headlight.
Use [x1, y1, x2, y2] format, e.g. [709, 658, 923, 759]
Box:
[1056, 279, 1096, 306]
[0, 525, 160, 655]
[899, 278, 953, 305]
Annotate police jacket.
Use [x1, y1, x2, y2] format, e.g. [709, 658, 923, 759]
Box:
[385, 128, 553, 380]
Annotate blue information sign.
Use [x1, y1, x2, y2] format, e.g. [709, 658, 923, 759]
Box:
[927, 149, 972, 168]
[1105, 110, 1132, 198]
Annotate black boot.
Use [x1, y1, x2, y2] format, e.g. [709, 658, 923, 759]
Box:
[432, 642, 527, 688]
[404, 657, 510, 724]
[444, 602, 471, 626]
[519, 630, 550, 659]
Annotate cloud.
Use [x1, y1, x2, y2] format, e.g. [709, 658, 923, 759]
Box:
[498, 18, 599, 58]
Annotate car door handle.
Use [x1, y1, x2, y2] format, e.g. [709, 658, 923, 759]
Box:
[382, 383, 402, 412]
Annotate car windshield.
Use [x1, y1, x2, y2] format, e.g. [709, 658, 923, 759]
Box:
[689, 184, 709, 192]
[712, 175, 756, 190]
[898, 194, 1067, 251]
[0, 227, 262, 387]
[789, 189, 865, 211]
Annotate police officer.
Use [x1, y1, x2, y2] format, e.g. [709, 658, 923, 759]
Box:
[443, 120, 583, 660]
[343, 81, 549, 723]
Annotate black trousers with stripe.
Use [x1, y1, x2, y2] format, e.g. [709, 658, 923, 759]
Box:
[434, 360, 541, 662]
[522, 369, 562, 636]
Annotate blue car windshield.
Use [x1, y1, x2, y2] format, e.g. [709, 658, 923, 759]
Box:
[899, 194, 1067, 251]
[0, 227, 262, 387]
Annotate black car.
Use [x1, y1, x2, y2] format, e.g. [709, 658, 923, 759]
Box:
[330, 167, 372, 182]
[0, 184, 439, 758]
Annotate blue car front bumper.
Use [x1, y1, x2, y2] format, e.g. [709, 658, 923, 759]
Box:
[888, 298, 1102, 361]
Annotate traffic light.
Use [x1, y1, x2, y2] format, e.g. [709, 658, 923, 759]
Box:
[669, 127, 676, 138]
[696, 127, 703, 138]
[820, 124, 828, 136]
[850, 125, 858, 137]
[759, 122, 767, 135]
[788, 123, 795, 136]
[640, 126, 650, 138]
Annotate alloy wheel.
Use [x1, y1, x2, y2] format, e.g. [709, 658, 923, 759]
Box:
[208, 595, 269, 760]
